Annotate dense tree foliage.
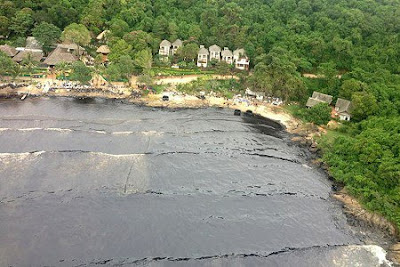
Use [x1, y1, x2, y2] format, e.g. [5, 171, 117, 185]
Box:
[32, 22, 61, 54]
[1, 0, 399, 74]
[0, 51, 19, 78]
[321, 117, 400, 228]
[70, 61, 92, 84]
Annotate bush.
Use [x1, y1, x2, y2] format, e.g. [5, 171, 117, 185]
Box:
[305, 103, 331, 125]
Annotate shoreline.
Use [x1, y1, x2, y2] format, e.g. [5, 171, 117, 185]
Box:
[1, 85, 399, 264]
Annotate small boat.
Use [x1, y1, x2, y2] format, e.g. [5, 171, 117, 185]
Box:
[234, 109, 241, 116]
[21, 94, 27, 100]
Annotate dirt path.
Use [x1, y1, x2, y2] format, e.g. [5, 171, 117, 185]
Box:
[154, 74, 238, 85]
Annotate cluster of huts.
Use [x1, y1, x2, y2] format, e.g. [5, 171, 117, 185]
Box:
[0, 35, 111, 69]
[306, 91, 352, 121]
[158, 39, 250, 70]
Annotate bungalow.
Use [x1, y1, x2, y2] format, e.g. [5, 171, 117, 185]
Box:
[335, 98, 352, 121]
[171, 39, 183, 55]
[43, 43, 84, 67]
[197, 45, 209, 68]
[306, 91, 333, 108]
[159, 40, 171, 57]
[96, 45, 110, 63]
[209, 44, 221, 62]
[233, 48, 249, 70]
[13, 37, 44, 63]
[0, 45, 18, 57]
[12, 50, 43, 63]
[221, 47, 233, 64]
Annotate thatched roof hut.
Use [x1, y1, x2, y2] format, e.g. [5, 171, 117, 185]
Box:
[43, 46, 78, 67]
[96, 45, 110, 54]
[96, 30, 110, 41]
[0, 45, 18, 57]
[12, 50, 43, 63]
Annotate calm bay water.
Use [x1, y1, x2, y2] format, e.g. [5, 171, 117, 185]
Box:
[0, 97, 392, 266]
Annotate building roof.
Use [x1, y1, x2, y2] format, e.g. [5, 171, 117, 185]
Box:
[233, 48, 246, 57]
[58, 43, 85, 52]
[312, 91, 333, 104]
[0, 45, 18, 57]
[43, 46, 78, 66]
[25, 37, 42, 50]
[306, 97, 325, 108]
[172, 39, 183, 47]
[198, 45, 209, 55]
[96, 30, 110, 40]
[209, 44, 221, 52]
[335, 98, 352, 113]
[12, 50, 43, 63]
[221, 47, 233, 57]
[96, 45, 110, 54]
[160, 40, 171, 47]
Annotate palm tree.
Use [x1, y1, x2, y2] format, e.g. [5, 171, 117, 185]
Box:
[55, 62, 71, 80]
[21, 53, 39, 82]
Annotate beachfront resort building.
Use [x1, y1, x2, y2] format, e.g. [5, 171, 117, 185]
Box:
[171, 39, 183, 55]
[306, 91, 333, 108]
[159, 40, 171, 57]
[43, 43, 84, 67]
[233, 48, 250, 71]
[335, 98, 352, 121]
[197, 45, 209, 68]
[221, 47, 233, 65]
[157, 40, 250, 70]
[209, 45, 221, 62]
[306, 92, 352, 121]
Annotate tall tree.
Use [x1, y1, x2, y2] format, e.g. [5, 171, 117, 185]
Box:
[134, 49, 152, 74]
[61, 23, 91, 54]
[9, 8, 33, 36]
[70, 61, 92, 84]
[32, 22, 61, 54]
[20, 53, 39, 81]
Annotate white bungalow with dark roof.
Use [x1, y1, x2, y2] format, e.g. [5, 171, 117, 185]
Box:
[159, 40, 171, 57]
[221, 47, 233, 64]
[171, 39, 183, 55]
[209, 45, 221, 61]
[335, 98, 352, 121]
[233, 48, 249, 70]
[197, 45, 209, 68]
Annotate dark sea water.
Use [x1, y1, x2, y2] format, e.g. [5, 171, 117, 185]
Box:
[0, 97, 393, 266]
